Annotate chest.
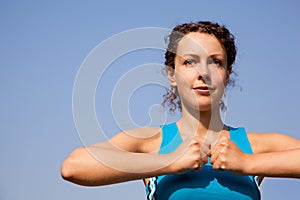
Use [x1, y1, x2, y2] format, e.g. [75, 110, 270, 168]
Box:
[149, 164, 260, 200]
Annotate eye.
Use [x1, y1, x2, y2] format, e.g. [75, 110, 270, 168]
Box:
[212, 59, 221, 65]
[208, 57, 223, 67]
[183, 59, 197, 67]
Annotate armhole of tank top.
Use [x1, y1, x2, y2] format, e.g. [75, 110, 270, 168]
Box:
[229, 126, 253, 154]
[229, 126, 261, 199]
[146, 123, 178, 197]
[158, 123, 178, 154]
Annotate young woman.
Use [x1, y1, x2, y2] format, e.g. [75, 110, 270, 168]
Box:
[61, 21, 300, 200]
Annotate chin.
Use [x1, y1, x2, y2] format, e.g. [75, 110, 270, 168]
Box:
[181, 97, 219, 113]
[197, 100, 221, 112]
[198, 105, 213, 112]
[189, 103, 213, 112]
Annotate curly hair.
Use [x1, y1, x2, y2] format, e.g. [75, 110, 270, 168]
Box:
[162, 21, 237, 113]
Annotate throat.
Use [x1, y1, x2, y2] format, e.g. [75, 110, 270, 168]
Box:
[176, 114, 228, 148]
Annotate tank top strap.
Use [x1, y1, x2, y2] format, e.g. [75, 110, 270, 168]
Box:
[158, 123, 183, 154]
[158, 124, 253, 155]
[229, 126, 253, 154]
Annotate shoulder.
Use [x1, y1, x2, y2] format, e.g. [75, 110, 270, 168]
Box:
[247, 131, 300, 154]
[108, 126, 162, 153]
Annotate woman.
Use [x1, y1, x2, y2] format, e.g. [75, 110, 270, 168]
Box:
[61, 21, 300, 199]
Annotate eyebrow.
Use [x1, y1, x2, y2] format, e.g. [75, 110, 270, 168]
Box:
[210, 53, 225, 57]
[180, 53, 225, 58]
[180, 53, 200, 58]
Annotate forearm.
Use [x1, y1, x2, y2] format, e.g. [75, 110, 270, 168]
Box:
[245, 148, 300, 178]
[61, 145, 173, 186]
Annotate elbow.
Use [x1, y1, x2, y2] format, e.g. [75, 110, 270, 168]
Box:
[61, 157, 76, 182]
[60, 147, 85, 183]
[61, 146, 109, 186]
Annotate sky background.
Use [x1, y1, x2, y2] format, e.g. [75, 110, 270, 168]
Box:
[1, 0, 300, 199]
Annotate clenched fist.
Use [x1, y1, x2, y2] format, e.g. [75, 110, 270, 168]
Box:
[209, 136, 250, 175]
[168, 137, 210, 174]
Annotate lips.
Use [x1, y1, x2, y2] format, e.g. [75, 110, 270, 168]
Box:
[193, 85, 213, 95]
[194, 86, 209, 90]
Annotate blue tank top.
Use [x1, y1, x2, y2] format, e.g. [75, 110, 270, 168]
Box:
[146, 123, 261, 200]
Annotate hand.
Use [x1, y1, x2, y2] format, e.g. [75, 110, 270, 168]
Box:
[168, 136, 210, 174]
[209, 136, 250, 175]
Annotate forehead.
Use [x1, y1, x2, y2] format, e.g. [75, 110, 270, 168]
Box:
[176, 32, 226, 57]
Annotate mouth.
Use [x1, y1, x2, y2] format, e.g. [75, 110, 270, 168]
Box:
[193, 85, 213, 95]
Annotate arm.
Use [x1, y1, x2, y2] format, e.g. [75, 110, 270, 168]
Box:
[209, 133, 300, 178]
[245, 148, 300, 178]
[61, 128, 209, 186]
[246, 132, 300, 178]
[61, 143, 172, 186]
[61, 127, 167, 186]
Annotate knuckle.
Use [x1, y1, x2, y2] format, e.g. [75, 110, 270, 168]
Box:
[219, 148, 225, 153]
[212, 164, 218, 169]
[192, 138, 199, 144]
[194, 155, 201, 162]
[220, 155, 227, 163]
[192, 145, 200, 152]
[220, 147, 227, 154]
[193, 162, 200, 168]
[189, 146, 196, 153]
[221, 141, 229, 147]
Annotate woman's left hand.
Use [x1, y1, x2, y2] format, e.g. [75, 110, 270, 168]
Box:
[209, 136, 250, 175]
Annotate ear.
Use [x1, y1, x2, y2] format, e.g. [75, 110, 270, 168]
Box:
[225, 66, 232, 85]
[167, 68, 177, 87]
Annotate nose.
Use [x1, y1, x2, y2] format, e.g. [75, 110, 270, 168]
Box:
[196, 63, 209, 81]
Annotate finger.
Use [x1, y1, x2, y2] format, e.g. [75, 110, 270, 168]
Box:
[209, 142, 223, 163]
[210, 141, 228, 165]
[183, 135, 200, 149]
[192, 137, 209, 156]
[191, 136, 202, 146]
[201, 141, 211, 155]
[216, 165, 226, 171]
[201, 154, 208, 164]
[192, 163, 203, 172]
[207, 149, 212, 157]
[212, 156, 226, 171]
[209, 149, 219, 164]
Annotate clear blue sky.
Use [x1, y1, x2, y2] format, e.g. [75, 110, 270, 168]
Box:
[1, 0, 300, 199]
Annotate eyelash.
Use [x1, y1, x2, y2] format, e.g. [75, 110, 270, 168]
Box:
[183, 59, 197, 66]
[183, 58, 223, 67]
[211, 59, 222, 66]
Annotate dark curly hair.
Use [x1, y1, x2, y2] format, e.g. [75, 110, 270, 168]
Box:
[162, 21, 237, 113]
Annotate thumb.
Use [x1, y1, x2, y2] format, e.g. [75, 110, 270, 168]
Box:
[200, 139, 211, 155]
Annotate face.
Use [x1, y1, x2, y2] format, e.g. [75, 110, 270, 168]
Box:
[168, 32, 230, 112]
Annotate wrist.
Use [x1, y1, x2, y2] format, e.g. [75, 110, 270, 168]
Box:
[243, 154, 257, 175]
[161, 153, 178, 174]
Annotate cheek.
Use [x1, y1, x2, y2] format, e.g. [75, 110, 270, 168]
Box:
[210, 70, 227, 100]
[174, 70, 195, 86]
[212, 69, 227, 86]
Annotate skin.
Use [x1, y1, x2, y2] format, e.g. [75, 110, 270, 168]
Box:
[61, 32, 300, 187]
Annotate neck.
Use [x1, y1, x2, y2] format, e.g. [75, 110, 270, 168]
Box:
[177, 104, 225, 142]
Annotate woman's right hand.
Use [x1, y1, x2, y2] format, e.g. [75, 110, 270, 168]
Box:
[168, 137, 210, 174]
